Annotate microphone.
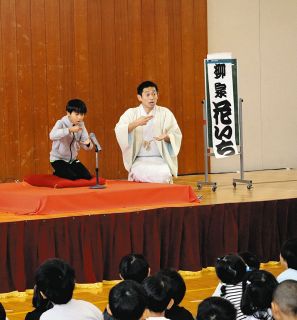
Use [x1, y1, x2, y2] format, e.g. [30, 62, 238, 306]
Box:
[89, 132, 102, 151]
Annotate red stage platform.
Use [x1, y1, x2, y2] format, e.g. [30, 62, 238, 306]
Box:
[0, 180, 198, 215]
[0, 171, 297, 294]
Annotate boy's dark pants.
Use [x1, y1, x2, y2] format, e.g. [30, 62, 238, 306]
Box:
[51, 160, 92, 180]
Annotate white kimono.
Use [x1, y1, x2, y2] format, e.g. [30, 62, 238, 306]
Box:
[115, 105, 182, 183]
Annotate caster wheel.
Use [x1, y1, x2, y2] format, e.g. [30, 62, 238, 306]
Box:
[212, 186, 217, 192]
[233, 182, 236, 188]
[197, 184, 202, 190]
[247, 184, 252, 190]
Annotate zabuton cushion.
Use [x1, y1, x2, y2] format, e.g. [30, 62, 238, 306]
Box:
[24, 174, 106, 188]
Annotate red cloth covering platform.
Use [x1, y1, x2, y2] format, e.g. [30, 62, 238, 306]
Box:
[0, 180, 198, 215]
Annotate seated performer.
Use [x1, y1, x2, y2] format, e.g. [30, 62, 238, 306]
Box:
[115, 81, 182, 183]
[49, 99, 93, 180]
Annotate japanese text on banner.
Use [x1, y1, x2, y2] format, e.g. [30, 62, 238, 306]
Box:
[207, 60, 238, 158]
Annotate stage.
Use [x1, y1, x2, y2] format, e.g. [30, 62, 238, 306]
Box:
[0, 169, 297, 294]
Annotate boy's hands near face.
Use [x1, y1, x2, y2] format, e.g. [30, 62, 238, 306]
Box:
[69, 125, 82, 133]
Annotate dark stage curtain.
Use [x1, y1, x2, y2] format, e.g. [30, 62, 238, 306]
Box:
[0, 198, 297, 293]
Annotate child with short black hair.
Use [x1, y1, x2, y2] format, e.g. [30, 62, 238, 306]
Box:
[277, 238, 297, 282]
[49, 98, 93, 180]
[119, 253, 150, 283]
[142, 275, 174, 320]
[35, 258, 103, 320]
[157, 268, 194, 320]
[241, 270, 277, 320]
[238, 251, 260, 272]
[196, 296, 237, 320]
[213, 254, 247, 320]
[272, 280, 297, 320]
[103, 253, 150, 320]
[25, 285, 53, 320]
[107, 280, 147, 320]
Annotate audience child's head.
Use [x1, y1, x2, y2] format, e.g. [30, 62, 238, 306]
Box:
[31, 283, 53, 311]
[108, 280, 147, 320]
[142, 274, 173, 316]
[241, 270, 277, 318]
[66, 98, 87, 115]
[280, 238, 297, 270]
[272, 280, 297, 320]
[215, 254, 246, 285]
[196, 296, 237, 320]
[238, 251, 260, 271]
[35, 258, 75, 304]
[0, 303, 6, 320]
[32, 285, 44, 308]
[119, 253, 150, 283]
[156, 268, 186, 306]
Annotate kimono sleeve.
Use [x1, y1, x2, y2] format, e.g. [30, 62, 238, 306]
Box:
[165, 110, 182, 156]
[114, 110, 134, 153]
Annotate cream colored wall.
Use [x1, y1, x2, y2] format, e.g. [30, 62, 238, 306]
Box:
[207, 0, 297, 172]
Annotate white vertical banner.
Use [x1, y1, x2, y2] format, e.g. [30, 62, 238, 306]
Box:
[207, 58, 238, 158]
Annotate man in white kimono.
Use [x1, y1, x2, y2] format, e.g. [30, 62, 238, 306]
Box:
[115, 81, 182, 183]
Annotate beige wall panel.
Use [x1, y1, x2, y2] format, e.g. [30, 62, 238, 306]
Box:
[260, 0, 297, 169]
[208, 0, 297, 173]
[208, 0, 262, 172]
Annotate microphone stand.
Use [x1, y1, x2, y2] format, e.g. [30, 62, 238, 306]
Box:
[90, 144, 106, 189]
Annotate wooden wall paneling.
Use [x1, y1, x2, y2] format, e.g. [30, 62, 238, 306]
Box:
[74, 0, 89, 99]
[59, 0, 75, 104]
[16, 0, 34, 177]
[45, 0, 63, 133]
[31, 0, 50, 174]
[193, 0, 207, 173]
[0, 1, 5, 180]
[1, 0, 20, 180]
[154, 0, 170, 107]
[180, 0, 197, 174]
[154, 0, 182, 172]
[45, 0, 63, 176]
[101, 0, 118, 179]
[87, 0, 104, 176]
[73, 0, 92, 169]
[0, 0, 207, 181]
[167, 0, 183, 172]
[114, 0, 144, 179]
[114, 0, 130, 178]
[126, 0, 142, 107]
[141, 0, 156, 80]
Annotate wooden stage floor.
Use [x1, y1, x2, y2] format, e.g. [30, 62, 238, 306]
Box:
[175, 168, 297, 205]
